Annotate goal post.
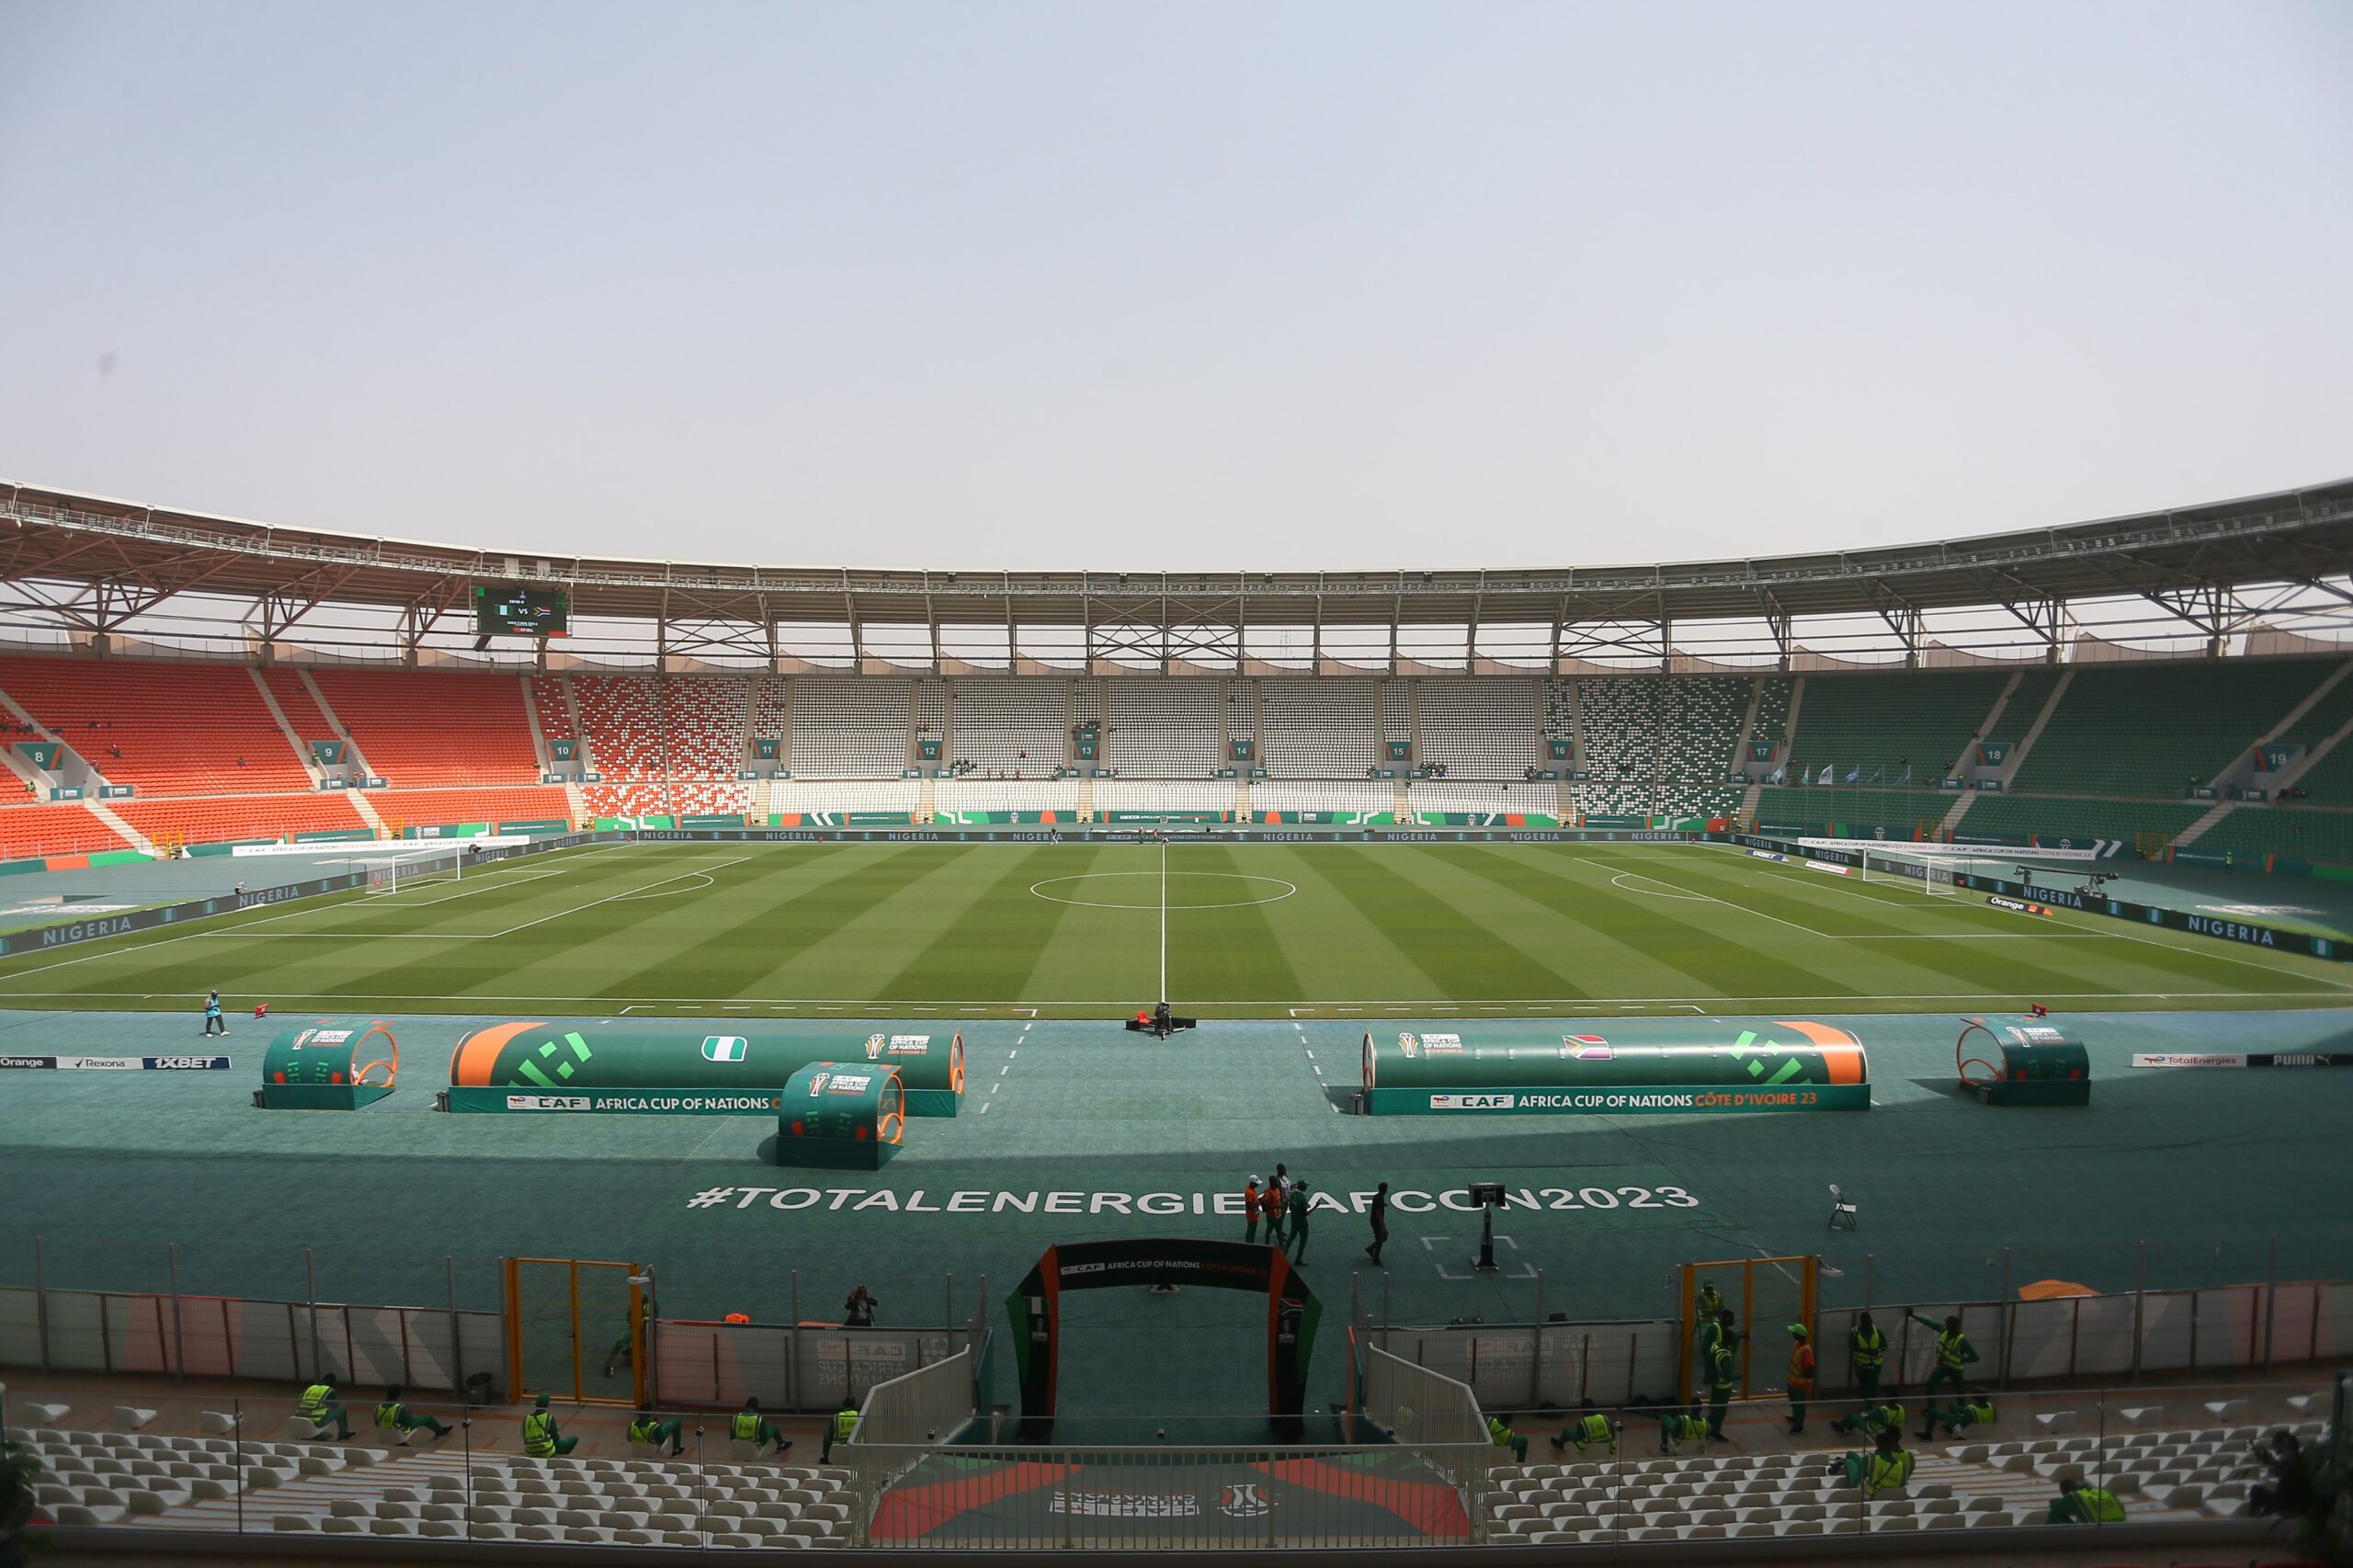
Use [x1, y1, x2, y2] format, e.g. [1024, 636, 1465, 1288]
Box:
[362, 849, 462, 895]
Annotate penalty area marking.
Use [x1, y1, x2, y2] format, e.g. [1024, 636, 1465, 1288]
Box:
[1029, 871, 1298, 911]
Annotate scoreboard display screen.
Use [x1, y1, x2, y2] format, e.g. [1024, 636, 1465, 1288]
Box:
[473, 585, 569, 637]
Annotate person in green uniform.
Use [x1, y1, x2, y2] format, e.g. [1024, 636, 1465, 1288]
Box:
[1908, 1312, 1980, 1422]
[522, 1392, 576, 1458]
[629, 1409, 684, 1458]
[1547, 1412, 1619, 1455]
[2045, 1475, 2127, 1524]
[1829, 1401, 1904, 1438]
[1847, 1311, 1887, 1406]
[821, 1397, 858, 1461]
[1704, 1337, 1735, 1439]
[1836, 1427, 1914, 1494]
[731, 1396, 790, 1455]
[1922, 1398, 1997, 1441]
[295, 1376, 351, 1440]
[371, 1386, 450, 1441]
[1486, 1413, 1529, 1462]
[1693, 1278, 1723, 1351]
[1284, 1180, 1312, 1262]
[1657, 1410, 1710, 1455]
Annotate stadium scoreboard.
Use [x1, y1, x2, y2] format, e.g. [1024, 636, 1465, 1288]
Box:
[473, 585, 569, 637]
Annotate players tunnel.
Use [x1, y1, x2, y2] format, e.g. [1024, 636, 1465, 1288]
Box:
[776, 1062, 904, 1170]
[1358, 1019, 1870, 1115]
[257, 1018, 398, 1110]
[444, 1022, 965, 1115]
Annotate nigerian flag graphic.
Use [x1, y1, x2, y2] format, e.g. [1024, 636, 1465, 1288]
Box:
[701, 1037, 748, 1062]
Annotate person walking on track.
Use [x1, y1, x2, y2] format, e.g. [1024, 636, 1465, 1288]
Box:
[1363, 1182, 1389, 1266]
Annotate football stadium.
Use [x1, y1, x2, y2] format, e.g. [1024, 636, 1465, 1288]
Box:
[4, 7, 2351, 1567]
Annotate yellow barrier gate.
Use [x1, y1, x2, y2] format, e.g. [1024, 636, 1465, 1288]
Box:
[1677, 1255, 1817, 1401]
[504, 1256, 646, 1407]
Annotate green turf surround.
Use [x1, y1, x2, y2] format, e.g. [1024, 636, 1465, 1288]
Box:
[2, 1005, 2348, 1422]
[2, 839, 2350, 1017]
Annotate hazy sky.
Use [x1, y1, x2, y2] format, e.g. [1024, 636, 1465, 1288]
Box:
[2, 0, 2347, 573]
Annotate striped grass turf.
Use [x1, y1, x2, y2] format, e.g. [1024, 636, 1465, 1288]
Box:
[0, 839, 2346, 1017]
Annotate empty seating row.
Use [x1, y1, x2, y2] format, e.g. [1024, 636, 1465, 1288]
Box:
[113, 791, 370, 846]
[0, 655, 312, 795]
[311, 668, 541, 788]
[0, 801, 133, 857]
[1420, 679, 1538, 778]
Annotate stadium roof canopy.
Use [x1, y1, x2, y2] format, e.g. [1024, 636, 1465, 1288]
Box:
[4, 476, 2352, 673]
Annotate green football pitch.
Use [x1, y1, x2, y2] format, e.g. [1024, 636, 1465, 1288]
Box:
[1, 838, 2348, 1016]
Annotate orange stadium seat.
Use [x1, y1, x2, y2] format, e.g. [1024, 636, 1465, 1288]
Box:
[0, 802, 134, 858]
[0, 655, 311, 796]
[258, 667, 341, 751]
[310, 668, 540, 787]
[113, 792, 370, 846]
[369, 786, 574, 831]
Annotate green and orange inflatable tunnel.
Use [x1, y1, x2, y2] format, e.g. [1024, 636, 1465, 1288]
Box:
[446, 1020, 966, 1116]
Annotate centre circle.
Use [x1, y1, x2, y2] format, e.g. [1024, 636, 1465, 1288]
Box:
[1028, 871, 1299, 911]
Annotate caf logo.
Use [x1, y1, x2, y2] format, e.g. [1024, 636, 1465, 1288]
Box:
[864, 1033, 887, 1061]
[1219, 1482, 1272, 1518]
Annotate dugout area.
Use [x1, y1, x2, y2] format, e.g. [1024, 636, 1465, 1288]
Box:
[1, 1004, 2349, 1426]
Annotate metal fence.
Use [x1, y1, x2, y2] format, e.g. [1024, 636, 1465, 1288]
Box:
[1373, 1277, 2352, 1415]
[852, 1346, 979, 1449]
[0, 1284, 502, 1396]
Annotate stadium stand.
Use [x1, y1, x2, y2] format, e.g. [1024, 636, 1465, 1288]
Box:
[369, 787, 574, 832]
[933, 778, 1081, 815]
[0, 801, 130, 857]
[1956, 793, 2208, 851]
[790, 679, 909, 778]
[310, 669, 540, 788]
[1104, 680, 1222, 778]
[771, 778, 919, 818]
[750, 676, 792, 765]
[1094, 779, 1232, 815]
[947, 679, 1066, 776]
[2009, 657, 2335, 795]
[112, 792, 370, 846]
[10, 654, 2353, 864]
[1408, 780, 1558, 818]
[1251, 780, 1390, 817]
[7, 1421, 858, 1545]
[1752, 786, 1953, 839]
[1750, 668, 1797, 753]
[1575, 678, 1663, 784]
[1656, 677, 1747, 783]
[526, 673, 572, 751]
[1418, 679, 1535, 778]
[1260, 679, 1377, 777]
[256, 668, 339, 758]
[0, 654, 311, 795]
[1786, 668, 2012, 783]
[1480, 1414, 2315, 1544]
[2188, 804, 2353, 865]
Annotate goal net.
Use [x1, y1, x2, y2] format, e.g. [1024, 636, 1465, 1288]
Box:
[1859, 846, 1960, 896]
[362, 850, 463, 895]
